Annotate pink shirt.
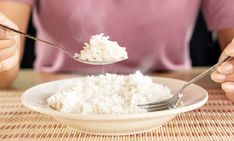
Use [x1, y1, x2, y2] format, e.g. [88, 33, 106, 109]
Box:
[8, 0, 234, 73]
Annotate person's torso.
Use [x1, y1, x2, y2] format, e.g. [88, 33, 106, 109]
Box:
[33, 0, 201, 73]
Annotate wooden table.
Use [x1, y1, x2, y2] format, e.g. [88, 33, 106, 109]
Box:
[1, 68, 234, 140]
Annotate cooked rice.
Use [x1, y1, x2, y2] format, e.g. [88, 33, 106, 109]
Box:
[47, 71, 172, 115]
[74, 33, 128, 62]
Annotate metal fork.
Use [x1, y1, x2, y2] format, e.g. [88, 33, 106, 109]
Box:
[138, 56, 231, 112]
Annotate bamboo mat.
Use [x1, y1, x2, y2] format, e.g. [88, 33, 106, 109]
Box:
[1, 76, 234, 141]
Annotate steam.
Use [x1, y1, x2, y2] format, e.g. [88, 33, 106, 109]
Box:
[67, 1, 156, 74]
[137, 53, 156, 73]
[68, 0, 106, 43]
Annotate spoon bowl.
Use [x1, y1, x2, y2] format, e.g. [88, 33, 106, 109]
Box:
[74, 57, 127, 65]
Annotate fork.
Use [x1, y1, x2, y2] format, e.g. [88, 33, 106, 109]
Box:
[138, 56, 231, 112]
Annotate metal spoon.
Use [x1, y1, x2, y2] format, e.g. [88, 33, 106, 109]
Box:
[0, 24, 126, 65]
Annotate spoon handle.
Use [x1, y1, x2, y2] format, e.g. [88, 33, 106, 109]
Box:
[0, 24, 70, 56]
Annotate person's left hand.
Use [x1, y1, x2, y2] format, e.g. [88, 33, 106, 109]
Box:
[211, 38, 234, 101]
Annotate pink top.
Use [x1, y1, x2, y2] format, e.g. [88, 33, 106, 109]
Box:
[7, 0, 234, 73]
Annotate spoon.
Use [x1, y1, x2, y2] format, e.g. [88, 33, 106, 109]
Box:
[0, 24, 126, 65]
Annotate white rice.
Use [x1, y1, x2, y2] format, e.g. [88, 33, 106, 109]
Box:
[47, 71, 172, 115]
[74, 33, 128, 62]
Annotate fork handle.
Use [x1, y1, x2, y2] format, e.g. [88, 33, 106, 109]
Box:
[178, 56, 231, 94]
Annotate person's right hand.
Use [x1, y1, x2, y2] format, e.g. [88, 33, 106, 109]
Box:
[0, 12, 20, 72]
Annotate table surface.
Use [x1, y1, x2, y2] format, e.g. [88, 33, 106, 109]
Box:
[1, 68, 234, 141]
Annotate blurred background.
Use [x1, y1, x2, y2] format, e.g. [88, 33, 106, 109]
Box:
[20, 11, 221, 69]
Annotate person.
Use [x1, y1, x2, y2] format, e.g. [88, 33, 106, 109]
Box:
[0, 1, 234, 101]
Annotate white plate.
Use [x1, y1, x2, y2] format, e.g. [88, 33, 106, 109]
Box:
[21, 77, 208, 135]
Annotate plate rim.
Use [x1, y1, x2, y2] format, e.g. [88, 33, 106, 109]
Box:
[21, 76, 208, 121]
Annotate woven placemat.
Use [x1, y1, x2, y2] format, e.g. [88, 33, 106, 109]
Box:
[1, 77, 234, 141]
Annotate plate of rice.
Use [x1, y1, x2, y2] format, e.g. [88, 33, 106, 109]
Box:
[21, 71, 208, 135]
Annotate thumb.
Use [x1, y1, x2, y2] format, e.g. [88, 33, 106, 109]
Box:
[231, 38, 234, 44]
[224, 43, 234, 56]
[218, 38, 234, 62]
[0, 12, 18, 40]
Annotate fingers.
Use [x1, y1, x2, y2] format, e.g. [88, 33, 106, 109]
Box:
[212, 40, 234, 82]
[0, 41, 16, 62]
[0, 39, 19, 72]
[217, 59, 234, 74]
[0, 37, 19, 72]
[222, 82, 234, 92]
[0, 12, 18, 30]
[211, 71, 226, 83]
[211, 38, 234, 101]
[0, 39, 15, 49]
[211, 68, 234, 102]
[0, 28, 6, 39]
[0, 12, 18, 40]
[211, 59, 234, 83]
[222, 82, 234, 101]
[222, 90, 234, 101]
[0, 47, 18, 72]
[0, 12, 20, 72]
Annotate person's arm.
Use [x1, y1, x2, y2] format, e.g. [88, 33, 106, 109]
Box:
[0, 1, 31, 88]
